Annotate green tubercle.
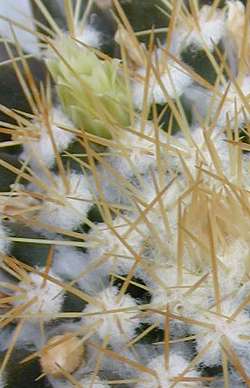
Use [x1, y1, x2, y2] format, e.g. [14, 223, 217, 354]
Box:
[47, 37, 130, 139]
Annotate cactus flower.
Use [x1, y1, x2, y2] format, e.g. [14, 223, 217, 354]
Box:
[47, 37, 130, 138]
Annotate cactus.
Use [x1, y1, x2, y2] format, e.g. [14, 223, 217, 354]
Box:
[0, 0, 250, 387]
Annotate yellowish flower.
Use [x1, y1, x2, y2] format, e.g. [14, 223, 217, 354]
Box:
[47, 37, 130, 138]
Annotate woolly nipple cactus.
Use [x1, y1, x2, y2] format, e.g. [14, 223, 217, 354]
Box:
[3, 0, 250, 387]
[47, 37, 130, 138]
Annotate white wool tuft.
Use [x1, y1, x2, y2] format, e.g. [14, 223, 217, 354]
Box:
[108, 120, 168, 176]
[35, 172, 93, 231]
[0, 0, 39, 55]
[168, 126, 229, 180]
[187, 78, 250, 128]
[13, 270, 64, 322]
[0, 221, 9, 254]
[183, 84, 211, 121]
[52, 247, 91, 280]
[52, 246, 109, 294]
[213, 77, 250, 128]
[174, 5, 226, 52]
[149, 266, 211, 325]
[133, 61, 192, 110]
[79, 375, 110, 387]
[0, 374, 5, 388]
[152, 64, 192, 105]
[49, 375, 110, 388]
[75, 24, 102, 48]
[20, 107, 75, 170]
[135, 353, 200, 387]
[193, 301, 250, 367]
[82, 286, 139, 346]
[91, 165, 131, 206]
[87, 215, 147, 276]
